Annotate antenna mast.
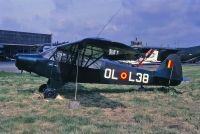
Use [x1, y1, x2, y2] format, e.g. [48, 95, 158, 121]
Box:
[96, 7, 122, 37]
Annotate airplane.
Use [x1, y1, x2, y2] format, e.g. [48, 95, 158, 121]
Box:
[133, 45, 200, 64]
[120, 49, 160, 66]
[163, 46, 200, 63]
[15, 38, 183, 98]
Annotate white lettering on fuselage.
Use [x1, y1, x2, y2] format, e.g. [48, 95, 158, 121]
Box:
[104, 68, 112, 79]
[104, 68, 149, 83]
[109, 49, 119, 55]
[129, 72, 135, 82]
[104, 68, 118, 80]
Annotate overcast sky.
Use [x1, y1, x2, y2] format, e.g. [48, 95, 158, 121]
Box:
[0, 0, 200, 47]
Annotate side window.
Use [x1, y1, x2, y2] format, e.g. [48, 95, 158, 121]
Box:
[52, 51, 67, 62]
[78, 45, 103, 68]
[49, 44, 103, 69]
[55, 51, 62, 62]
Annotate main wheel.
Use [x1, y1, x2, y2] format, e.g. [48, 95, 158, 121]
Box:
[43, 88, 57, 99]
[38, 84, 47, 93]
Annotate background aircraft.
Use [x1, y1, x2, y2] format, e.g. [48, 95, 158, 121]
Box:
[15, 38, 183, 98]
[132, 45, 200, 64]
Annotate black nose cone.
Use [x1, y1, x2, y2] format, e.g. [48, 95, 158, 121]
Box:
[15, 54, 37, 71]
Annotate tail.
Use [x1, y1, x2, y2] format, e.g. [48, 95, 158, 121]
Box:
[146, 50, 159, 62]
[155, 54, 183, 86]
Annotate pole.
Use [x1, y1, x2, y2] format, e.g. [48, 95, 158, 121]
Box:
[168, 67, 174, 86]
[75, 51, 79, 101]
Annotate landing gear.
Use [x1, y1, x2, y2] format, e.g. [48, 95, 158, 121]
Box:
[43, 88, 58, 99]
[38, 84, 58, 99]
[38, 84, 47, 93]
[39, 79, 62, 99]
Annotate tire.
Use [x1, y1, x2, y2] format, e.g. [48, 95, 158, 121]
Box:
[38, 84, 47, 93]
[43, 88, 57, 99]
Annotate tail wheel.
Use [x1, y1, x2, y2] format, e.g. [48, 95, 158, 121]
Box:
[43, 88, 57, 99]
[39, 84, 47, 93]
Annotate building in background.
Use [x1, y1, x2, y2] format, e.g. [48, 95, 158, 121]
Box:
[130, 38, 143, 48]
[0, 30, 52, 60]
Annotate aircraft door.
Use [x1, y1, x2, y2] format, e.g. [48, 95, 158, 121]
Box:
[53, 49, 78, 82]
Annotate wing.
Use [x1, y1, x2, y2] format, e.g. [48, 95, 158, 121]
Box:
[58, 38, 140, 61]
[183, 56, 200, 63]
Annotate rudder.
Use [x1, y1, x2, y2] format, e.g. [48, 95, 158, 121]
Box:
[155, 54, 183, 86]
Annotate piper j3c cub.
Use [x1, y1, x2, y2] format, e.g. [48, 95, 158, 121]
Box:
[15, 38, 183, 98]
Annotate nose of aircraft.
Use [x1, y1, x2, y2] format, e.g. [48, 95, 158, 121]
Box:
[15, 54, 38, 71]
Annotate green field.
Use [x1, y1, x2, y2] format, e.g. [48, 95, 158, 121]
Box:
[0, 66, 199, 134]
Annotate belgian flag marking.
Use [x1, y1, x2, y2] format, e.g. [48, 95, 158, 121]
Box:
[167, 60, 174, 69]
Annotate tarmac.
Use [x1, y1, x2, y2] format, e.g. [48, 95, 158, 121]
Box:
[0, 61, 20, 73]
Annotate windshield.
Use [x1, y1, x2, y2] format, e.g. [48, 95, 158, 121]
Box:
[41, 46, 57, 59]
[49, 42, 104, 69]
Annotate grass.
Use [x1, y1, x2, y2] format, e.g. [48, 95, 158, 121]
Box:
[133, 113, 153, 124]
[0, 66, 200, 133]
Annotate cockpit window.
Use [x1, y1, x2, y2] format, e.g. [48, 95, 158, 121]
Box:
[50, 42, 104, 69]
[77, 44, 104, 68]
[52, 51, 67, 62]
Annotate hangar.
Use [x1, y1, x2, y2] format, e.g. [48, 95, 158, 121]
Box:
[0, 30, 52, 60]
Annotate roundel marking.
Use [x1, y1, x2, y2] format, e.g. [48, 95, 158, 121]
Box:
[119, 71, 128, 80]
